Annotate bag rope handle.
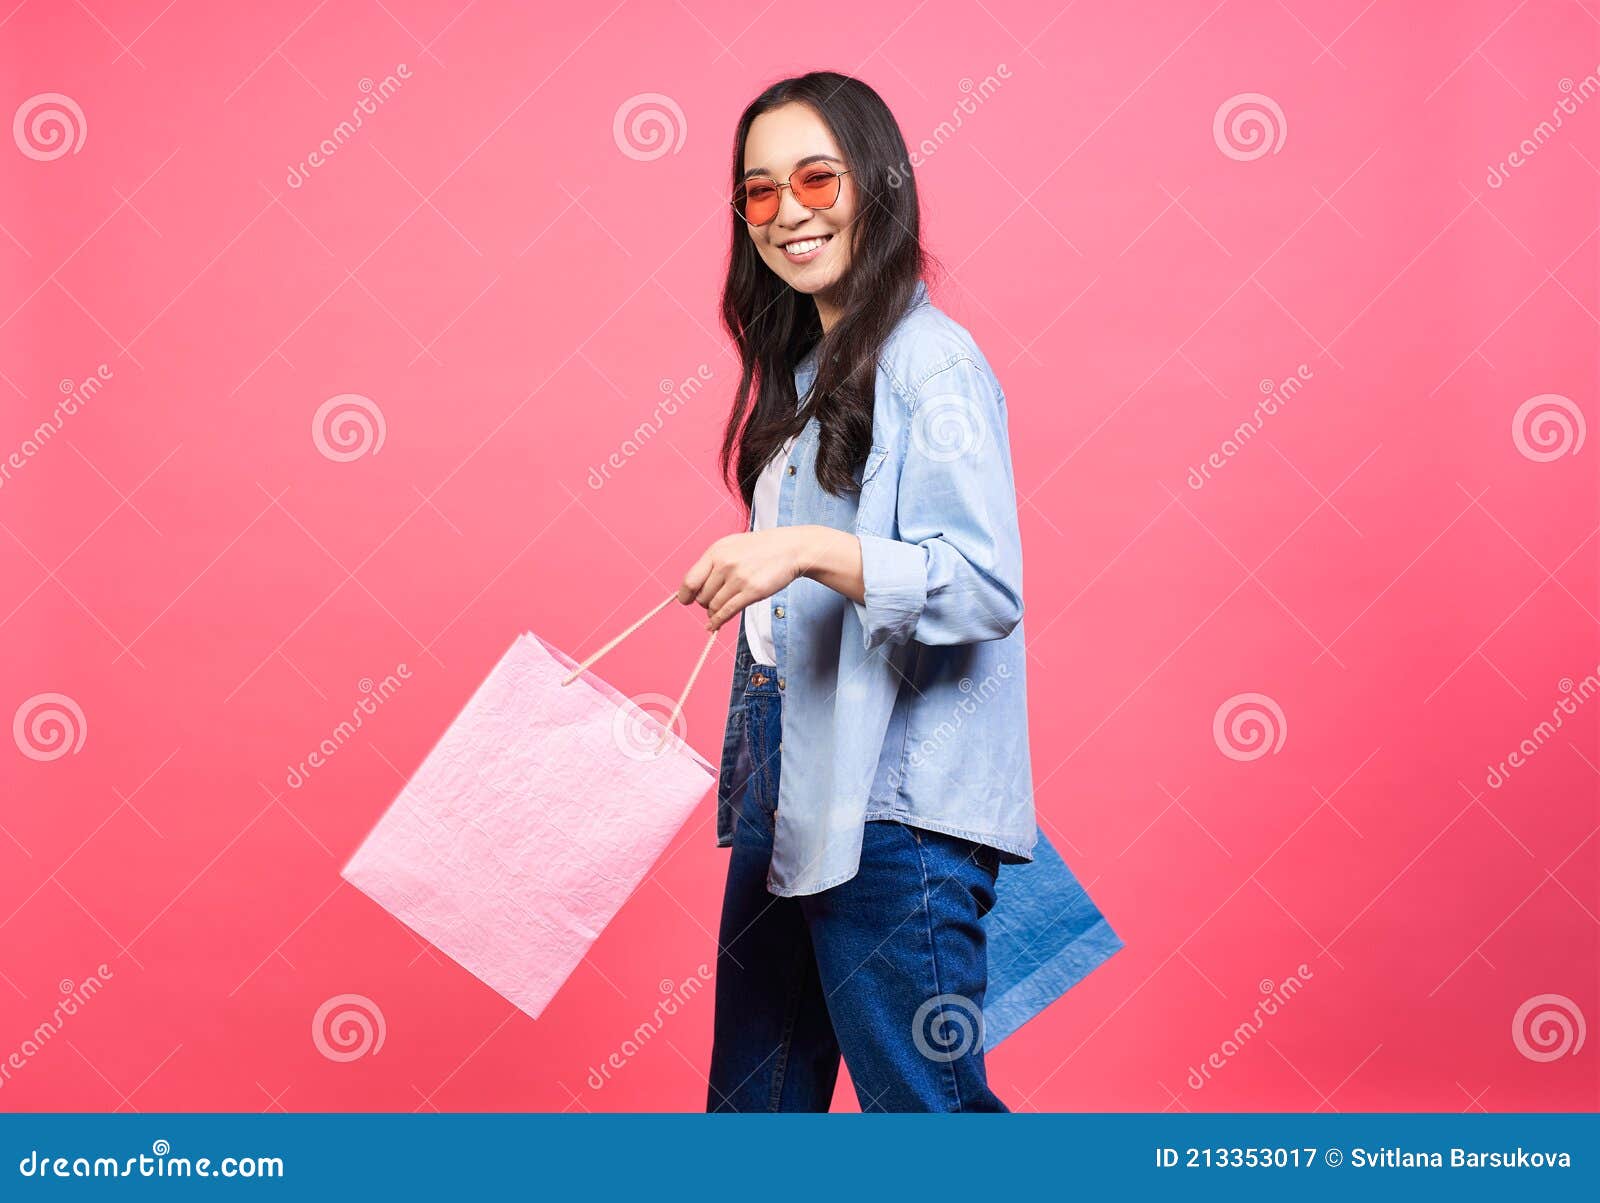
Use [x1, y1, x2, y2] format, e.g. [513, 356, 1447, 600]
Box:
[559, 592, 721, 740]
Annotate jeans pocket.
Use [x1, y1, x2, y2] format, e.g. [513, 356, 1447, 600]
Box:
[919, 828, 1001, 917]
[972, 842, 1003, 917]
[974, 841, 1001, 877]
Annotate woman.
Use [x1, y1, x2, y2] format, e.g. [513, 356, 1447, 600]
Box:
[677, 71, 1036, 1113]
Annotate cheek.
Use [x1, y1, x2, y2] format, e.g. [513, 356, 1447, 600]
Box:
[751, 232, 782, 264]
[840, 178, 860, 221]
[831, 194, 859, 242]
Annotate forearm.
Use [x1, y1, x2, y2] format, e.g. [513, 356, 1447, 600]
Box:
[790, 524, 865, 605]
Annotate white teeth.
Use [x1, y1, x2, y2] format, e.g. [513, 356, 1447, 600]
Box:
[783, 236, 829, 255]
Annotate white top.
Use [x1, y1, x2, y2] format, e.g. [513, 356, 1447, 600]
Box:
[743, 434, 799, 666]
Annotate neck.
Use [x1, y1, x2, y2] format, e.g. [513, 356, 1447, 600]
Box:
[813, 285, 843, 334]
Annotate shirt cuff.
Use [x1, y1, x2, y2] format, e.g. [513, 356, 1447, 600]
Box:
[853, 532, 929, 651]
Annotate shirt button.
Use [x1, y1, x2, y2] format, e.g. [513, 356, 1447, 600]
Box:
[786, 464, 796, 475]
[773, 606, 784, 619]
[777, 677, 786, 690]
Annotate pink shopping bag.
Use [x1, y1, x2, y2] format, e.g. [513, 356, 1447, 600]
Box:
[341, 594, 719, 1019]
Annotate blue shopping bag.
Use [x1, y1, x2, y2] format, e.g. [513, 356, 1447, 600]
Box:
[982, 826, 1124, 1049]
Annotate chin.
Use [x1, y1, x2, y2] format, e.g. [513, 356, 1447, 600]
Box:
[779, 267, 846, 295]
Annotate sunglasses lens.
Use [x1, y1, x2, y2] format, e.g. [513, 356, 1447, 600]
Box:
[792, 168, 841, 208]
[737, 179, 781, 225]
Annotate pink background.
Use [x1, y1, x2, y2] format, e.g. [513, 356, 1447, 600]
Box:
[2, 0, 1595, 1113]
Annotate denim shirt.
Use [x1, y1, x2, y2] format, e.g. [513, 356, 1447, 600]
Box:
[714, 278, 1038, 896]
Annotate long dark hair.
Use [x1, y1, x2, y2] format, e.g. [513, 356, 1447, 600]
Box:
[718, 72, 935, 509]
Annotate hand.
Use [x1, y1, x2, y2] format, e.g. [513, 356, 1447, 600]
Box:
[678, 529, 810, 632]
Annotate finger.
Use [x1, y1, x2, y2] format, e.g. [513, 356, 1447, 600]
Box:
[678, 545, 717, 604]
[706, 578, 744, 624]
[707, 588, 754, 631]
[695, 563, 728, 610]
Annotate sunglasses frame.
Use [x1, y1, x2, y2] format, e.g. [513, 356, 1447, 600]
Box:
[730, 163, 853, 228]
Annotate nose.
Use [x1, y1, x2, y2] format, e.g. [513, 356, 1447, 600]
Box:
[775, 182, 816, 227]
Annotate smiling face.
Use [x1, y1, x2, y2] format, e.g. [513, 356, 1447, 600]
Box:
[740, 103, 857, 325]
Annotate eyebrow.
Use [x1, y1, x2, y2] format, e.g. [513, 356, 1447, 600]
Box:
[743, 154, 840, 180]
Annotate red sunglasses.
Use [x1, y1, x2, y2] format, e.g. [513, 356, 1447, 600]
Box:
[731, 162, 852, 227]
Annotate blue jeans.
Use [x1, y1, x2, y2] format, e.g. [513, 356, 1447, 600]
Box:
[707, 662, 1009, 1112]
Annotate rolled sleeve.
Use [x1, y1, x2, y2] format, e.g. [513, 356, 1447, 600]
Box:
[855, 532, 929, 651]
[852, 355, 1025, 651]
